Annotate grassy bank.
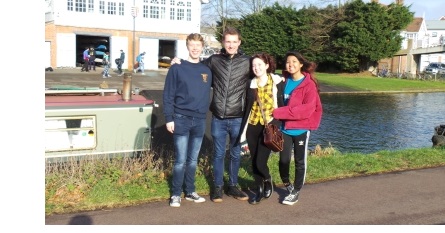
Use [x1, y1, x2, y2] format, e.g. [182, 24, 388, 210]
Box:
[45, 146, 445, 216]
[45, 73, 445, 215]
[315, 72, 445, 92]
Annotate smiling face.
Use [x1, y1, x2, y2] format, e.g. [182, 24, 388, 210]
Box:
[187, 40, 203, 61]
[186, 33, 205, 62]
[252, 57, 269, 78]
[286, 55, 303, 76]
[223, 34, 241, 56]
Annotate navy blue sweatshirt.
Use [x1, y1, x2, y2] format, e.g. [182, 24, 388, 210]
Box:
[163, 59, 212, 122]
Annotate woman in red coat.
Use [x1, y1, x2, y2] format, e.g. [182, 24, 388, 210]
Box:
[272, 51, 323, 206]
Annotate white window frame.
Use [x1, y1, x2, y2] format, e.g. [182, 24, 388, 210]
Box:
[108, 2, 116, 15]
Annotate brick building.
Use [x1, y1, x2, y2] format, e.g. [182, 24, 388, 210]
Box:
[45, 0, 209, 70]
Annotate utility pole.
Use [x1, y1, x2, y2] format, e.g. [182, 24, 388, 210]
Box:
[131, 2, 138, 70]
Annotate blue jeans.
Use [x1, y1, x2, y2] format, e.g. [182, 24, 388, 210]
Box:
[211, 116, 242, 187]
[171, 113, 206, 196]
[136, 62, 144, 73]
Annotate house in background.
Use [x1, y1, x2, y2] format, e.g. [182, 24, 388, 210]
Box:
[378, 17, 445, 75]
[45, 0, 209, 70]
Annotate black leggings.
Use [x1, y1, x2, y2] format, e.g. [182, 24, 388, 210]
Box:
[279, 131, 310, 192]
[246, 123, 272, 182]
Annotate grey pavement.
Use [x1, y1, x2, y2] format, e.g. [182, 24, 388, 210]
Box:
[45, 68, 445, 226]
[45, 66, 169, 91]
[45, 166, 445, 225]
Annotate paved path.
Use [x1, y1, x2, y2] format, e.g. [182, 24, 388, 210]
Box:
[45, 166, 445, 225]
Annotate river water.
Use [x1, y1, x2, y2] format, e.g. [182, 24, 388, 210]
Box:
[310, 92, 445, 154]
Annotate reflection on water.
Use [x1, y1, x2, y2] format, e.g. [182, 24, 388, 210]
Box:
[311, 92, 445, 154]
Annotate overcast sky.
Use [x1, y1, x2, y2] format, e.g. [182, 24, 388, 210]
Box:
[376, 0, 445, 20]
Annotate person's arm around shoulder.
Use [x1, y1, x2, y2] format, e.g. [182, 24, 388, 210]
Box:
[170, 57, 182, 65]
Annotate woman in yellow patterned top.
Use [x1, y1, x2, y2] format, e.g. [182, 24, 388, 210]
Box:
[240, 52, 285, 205]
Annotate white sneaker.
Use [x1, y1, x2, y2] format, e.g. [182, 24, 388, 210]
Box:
[107, 75, 112, 78]
[185, 192, 206, 203]
[102, 75, 107, 78]
[169, 196, 181, 207]
[133, 69, 136, 73]
[141, 73, 145, 75]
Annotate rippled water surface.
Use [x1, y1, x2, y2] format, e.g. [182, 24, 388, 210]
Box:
[310, 92, 445, 154]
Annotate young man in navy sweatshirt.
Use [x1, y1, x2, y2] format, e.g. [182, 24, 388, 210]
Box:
[163, 33, 212, 207]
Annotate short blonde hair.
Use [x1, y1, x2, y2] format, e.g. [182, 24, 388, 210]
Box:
[186, 33, 205, 46]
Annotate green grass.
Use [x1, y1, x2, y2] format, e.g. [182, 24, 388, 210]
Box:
[316, 72, 445, 92]
[274, 70, 445, 92]
[45, 146, 445, 216]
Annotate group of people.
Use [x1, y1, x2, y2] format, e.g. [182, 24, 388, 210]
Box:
[79, 48, 148, 78]
[162, 27, 323, 208]
[80, 46, 97, 72]
[80, 47, 126, 78]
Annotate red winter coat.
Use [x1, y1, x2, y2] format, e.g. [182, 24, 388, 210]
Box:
[272, 72, 322, 130]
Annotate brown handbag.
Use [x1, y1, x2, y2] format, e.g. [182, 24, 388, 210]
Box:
[255, 89, 284, 152]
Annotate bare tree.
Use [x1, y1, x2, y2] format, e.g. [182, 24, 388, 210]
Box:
[200, 0, 298, 38]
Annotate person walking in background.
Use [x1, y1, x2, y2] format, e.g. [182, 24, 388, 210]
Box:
[163, 33, 212, 207]
[240, 53, 284, 205]
[272, 51, 323, 206]
[117, 49, 125, 76]
[88, 46, 97, 71]
[134, 52, 146, 75]
[102, 52, 111, 78]
[80, 47, 89, 72]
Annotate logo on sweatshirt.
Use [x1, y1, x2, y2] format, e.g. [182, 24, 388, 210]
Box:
[202, 74, 208, 83]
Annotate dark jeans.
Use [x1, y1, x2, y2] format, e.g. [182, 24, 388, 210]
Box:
[81, 59, 89, 71]
[211, 116, 242, 187]
[88, 57, 96, 70]
[117, 61, 123, 73]
[279, 131, 310, 192]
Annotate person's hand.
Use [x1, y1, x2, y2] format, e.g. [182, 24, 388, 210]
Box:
[166, 122, 174, 133]
[170, 57, 181, 65]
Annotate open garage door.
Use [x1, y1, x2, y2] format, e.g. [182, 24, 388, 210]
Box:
[140, 38, 159, 70]
[57, 33, 76, 68]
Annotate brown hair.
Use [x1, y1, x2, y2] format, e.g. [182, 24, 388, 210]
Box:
[222, 27, 242, 41]
[251, 52, 276, 74]
[186, 33, 205, 46]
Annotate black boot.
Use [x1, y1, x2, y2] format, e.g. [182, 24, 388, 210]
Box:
[263, 177, 273, 198]
[250, 179, 264, 205]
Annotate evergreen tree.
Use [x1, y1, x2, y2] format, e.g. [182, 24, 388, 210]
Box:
[330, 0, 413, 72]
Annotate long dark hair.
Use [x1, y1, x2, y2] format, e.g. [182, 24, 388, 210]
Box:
[284, 51, 320, 93]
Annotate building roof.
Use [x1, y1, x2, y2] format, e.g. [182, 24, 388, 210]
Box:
[405, 17, 423, 32]
[425, 20, 445, 30]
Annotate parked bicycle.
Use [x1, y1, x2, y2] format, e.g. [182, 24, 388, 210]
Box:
[377, 67, 391, 78]
[418, 72, 433, 81]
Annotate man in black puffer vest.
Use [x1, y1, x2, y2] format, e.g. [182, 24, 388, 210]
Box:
[200, 27, 251, 203]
